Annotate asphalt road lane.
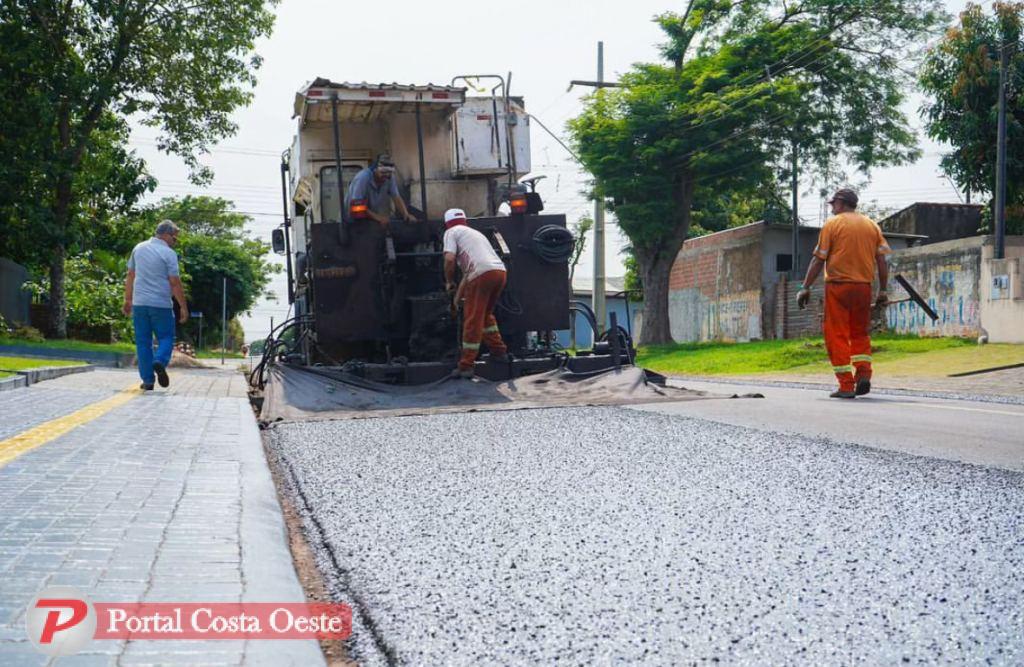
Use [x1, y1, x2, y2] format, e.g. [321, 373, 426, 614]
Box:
[642, 380, 1024, 471]
[267, 406, 1024, 665]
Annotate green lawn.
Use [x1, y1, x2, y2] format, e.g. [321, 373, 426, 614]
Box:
[637, 334, 975, 376]
[0, 371, 12, 379]
[0, 356, 87, 371]
[194, 350, 245, 359]
[0, 337, 135, 354]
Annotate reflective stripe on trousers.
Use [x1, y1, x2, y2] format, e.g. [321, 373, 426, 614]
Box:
[824, 282, 873, 392]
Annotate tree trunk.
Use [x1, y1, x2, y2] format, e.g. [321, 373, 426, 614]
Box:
[48, 167, 73, 339]
[634, 171, 694, 346]
[637, 249, 678, 345]
[48, 243, 67, 339]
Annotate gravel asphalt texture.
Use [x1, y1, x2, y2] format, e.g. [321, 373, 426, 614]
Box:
[267, 406, 1024, 665]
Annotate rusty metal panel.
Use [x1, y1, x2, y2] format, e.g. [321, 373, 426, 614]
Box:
[310, 222, 389, 342]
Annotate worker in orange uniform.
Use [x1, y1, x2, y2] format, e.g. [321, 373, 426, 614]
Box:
[797, 188, 890, 399]
[443, 208, 509, 378]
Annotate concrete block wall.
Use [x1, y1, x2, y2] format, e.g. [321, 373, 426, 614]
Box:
[668, 223, 765, 342]
[980, 238, 1024, 343]
[885, 237, 985, 338]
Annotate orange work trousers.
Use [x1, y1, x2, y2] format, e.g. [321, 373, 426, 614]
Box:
[459, 270, 508, 370]
[824, 282, 873, 392]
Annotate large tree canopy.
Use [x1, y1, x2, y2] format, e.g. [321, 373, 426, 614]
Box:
[920, 2, 1024, 234]
[569, 0, 946, 344]
[0, 0, 276, 337]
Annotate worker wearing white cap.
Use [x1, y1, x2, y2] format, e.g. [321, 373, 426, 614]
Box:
[443, 208, 508, 378]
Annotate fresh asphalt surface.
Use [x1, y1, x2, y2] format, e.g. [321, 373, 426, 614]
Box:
[653, 379, 1024, 471]
[267, 381, 1024, 665]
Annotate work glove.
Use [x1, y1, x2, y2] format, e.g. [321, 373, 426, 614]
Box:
[875, 290, 889, 308]
[796, 288, 811, 310]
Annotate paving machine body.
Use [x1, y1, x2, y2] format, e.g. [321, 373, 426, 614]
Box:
[255, 77, 636, 388]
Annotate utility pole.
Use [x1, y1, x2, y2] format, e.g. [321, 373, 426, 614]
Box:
[995, 40, 1009, 260]
[593, 41, 607, 335]
[568, 41, 621, 338]
[221, 276, 227, 365]
[791, 138, 800, 279]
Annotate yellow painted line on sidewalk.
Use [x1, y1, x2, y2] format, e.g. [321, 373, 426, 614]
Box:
[0, 387, 141, 468]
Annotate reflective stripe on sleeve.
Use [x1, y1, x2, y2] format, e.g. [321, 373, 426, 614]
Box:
[462, 342, 481, 350]
[832, 365, 854, 374]
[483, 325, 500, 334]
[851, 354, 873, 363]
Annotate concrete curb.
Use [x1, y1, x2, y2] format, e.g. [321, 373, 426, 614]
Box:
[0, 344, 134, 368]
[228, 397, 326, 666]
[4, 363, 94, 386]
[0, 375, 27, 392]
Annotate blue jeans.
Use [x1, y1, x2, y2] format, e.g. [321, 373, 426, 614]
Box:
[132, 306, 175, 384]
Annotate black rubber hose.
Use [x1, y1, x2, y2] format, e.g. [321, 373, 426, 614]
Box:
[568, 304, 598, 338]
[531, 225, 574, 263]
[250, 316, 305, 389]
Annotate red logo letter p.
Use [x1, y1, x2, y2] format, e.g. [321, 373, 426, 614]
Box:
[35, 599, 88, 644]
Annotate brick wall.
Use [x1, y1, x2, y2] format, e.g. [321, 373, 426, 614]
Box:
[772, 275, 824, 339]
[668, 223, 765, 342]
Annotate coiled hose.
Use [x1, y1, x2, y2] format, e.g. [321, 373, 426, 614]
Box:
[531, 225, 574, 263]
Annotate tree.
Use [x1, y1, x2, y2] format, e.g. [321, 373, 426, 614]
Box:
[920, 2, 1024, 234]
[569, 0, 946, 344]
[0, 0, 276, 337]
[151, 197, 278, 346]
[690, 182, 791, 237]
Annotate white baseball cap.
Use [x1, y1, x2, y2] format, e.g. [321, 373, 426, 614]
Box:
[444, 208, 467, 227]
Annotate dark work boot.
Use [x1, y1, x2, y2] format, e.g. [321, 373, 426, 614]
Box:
[152, 362, 169, 388]
[830, 389, 856, 399]
[855, 378, 871, 396]
[140, 383, 154, 391]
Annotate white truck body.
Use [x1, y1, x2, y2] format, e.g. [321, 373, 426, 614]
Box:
[287, 78, 532, 255]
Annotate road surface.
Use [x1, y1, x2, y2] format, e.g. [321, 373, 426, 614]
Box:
[651, 379, 1024, 471]
[267, 383, 1024, 665]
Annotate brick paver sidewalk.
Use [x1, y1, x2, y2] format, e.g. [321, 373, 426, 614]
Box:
[0, 368, 323, 666]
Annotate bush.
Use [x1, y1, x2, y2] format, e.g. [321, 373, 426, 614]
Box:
[0, 313, 45, 342]
[26, 256, 133, 342]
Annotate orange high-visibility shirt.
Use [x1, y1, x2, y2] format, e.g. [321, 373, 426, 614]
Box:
[812, 212, 891, 283]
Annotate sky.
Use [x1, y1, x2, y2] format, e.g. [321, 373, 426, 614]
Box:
[129, 0, 977, 341]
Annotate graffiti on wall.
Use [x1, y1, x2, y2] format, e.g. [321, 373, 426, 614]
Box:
[886, 259, 981, 337]
[669, 288, 762, 342]
[705, 290, 761, 342]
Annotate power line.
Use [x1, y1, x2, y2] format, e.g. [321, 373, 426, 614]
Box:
[682, 43, 835, 136]
[131, 138, 282, 158]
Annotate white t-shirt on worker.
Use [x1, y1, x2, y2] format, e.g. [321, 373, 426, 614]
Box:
[442, 225, 506, 282]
